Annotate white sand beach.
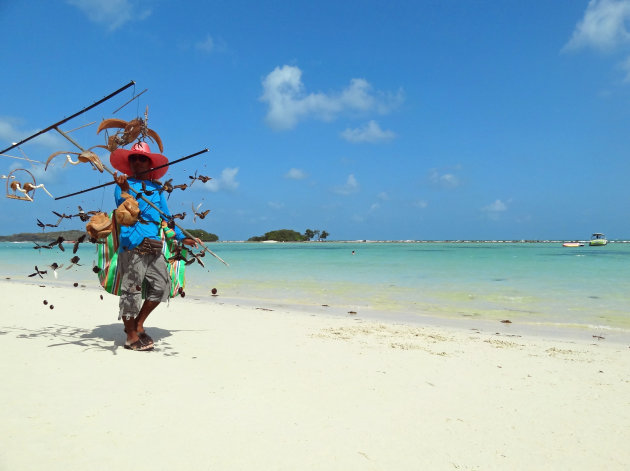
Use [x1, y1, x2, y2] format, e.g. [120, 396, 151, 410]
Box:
[1, 279, 629, 470]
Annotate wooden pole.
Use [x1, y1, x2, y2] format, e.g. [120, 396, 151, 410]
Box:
[53, 128, 228, 266]
[0, 80, 135, 155]
[55, 149, 209, 200]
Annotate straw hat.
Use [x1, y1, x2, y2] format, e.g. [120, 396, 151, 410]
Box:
[110, 142, 169, 180]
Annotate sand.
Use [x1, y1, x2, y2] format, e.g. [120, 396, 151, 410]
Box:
[1, 279, 629, 470]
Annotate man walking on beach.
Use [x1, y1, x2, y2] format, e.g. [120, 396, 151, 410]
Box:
[111, 142, 198, 351]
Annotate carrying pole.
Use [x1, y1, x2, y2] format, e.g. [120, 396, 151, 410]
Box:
[54, 148, 209, 200]
[54, 128, 228, 266]
[0, 81, 135, 155]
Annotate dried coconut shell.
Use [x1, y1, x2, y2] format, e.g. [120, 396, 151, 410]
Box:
[86, 212, 113, 240]
[115, 192, 140, 226]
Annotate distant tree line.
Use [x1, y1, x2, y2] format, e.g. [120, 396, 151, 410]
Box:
[0, 229, 219, 243]
[303, 229, 329, 241]
[248, 228, 329, 242]
[185, 229, 219, 242]
[0, 230, 87, 242]
[0, 227, 338, 243]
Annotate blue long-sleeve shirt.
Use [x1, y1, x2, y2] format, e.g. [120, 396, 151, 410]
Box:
[114, 178, 185, 251]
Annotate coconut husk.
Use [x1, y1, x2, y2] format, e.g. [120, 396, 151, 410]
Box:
[115, 192, 140, 226]
[86, 212, 113, 240]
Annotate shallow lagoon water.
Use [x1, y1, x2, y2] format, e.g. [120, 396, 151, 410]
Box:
[183, 242, 630, 332]
[3, 241, 629, 334]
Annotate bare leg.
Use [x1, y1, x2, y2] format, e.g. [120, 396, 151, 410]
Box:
[122, 300, 159, 348]
[135, 300, 160, 334]
[123, 316, 140, 344]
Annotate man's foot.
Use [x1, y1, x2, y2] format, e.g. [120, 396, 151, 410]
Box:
[123, 326, 154, 348]
[138, 331, 154, 347]
[124, 339, 153, 351]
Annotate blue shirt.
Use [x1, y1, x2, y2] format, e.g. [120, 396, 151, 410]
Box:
[114, 178, 185, 251]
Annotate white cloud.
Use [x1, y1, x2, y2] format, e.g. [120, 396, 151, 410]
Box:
[563, 0, 630, 52]
[481, 199, 508, 220]
[196, 34, 215, 53]
[412, 200, 428, 209]
[0, 117, 106, 185]
[340, 120, 396, 143]
[619, 55, 630, 80]
[15, 163, 52, 184]
[268, 201, 284, 209]
[429, 169, 461, 189]
[0, 118, 22, 143]
[66, 0, 151, 31]
[484, 199, 507, 212]
[284, 168, 307, 180]
[203, 167, 239, 192]
[0, 118, 61, 149]
[249, 215, 269, 224]
[4, 156, 70, 186]
[377, 191, 389, 200]
[260, 65, 404, 130]
[194, 34, 226, 54]
[333, 174, 359, 195]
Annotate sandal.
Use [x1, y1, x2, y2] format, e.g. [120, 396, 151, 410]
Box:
[124, 339, 153, 351]
[123, 328, 154, 347]
[139, 331, 154, 347]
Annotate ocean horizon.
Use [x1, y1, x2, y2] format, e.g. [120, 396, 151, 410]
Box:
[3, 241, 629, 342]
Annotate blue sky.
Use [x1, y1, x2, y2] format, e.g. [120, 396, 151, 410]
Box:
[2, 0, 630, 240]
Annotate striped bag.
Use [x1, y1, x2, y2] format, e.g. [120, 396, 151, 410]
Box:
[96, 211, 188, 298]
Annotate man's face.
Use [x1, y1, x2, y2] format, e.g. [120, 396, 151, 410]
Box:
[128, 154, 151, 177]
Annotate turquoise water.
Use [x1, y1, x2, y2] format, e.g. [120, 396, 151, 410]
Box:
[2, 241, 629, 333]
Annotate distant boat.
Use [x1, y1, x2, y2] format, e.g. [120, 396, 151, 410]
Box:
[589, 233, 608, 246]
[562, 242, 584, 247]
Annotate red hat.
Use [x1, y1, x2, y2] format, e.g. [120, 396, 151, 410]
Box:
[110, 142, 169, 180]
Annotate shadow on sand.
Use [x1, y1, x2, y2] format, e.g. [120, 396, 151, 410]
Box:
[0, 323, 179, 355]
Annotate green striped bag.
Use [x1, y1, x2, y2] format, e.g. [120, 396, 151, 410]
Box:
[96, 211, 188, 298]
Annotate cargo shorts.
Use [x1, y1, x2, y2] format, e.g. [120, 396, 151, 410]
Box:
[118, 239, 170, 320]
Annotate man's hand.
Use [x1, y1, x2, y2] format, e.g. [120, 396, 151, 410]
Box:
[182, 237, 201, 248]
[114, 172, 130, 192]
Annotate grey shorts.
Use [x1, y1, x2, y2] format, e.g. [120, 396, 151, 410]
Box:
[118, 245, 170, 320]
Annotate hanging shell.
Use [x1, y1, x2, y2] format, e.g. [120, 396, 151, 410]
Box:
[86, 212, 113, 240]
[97, 117, 163, 153]
[45, 148, 104, 172]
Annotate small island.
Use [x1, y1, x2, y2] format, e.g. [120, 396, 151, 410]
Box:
[248, 228, 329, 242]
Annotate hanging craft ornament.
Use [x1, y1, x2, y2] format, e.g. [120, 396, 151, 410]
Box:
[96, 107, 163, 152]
[1, 81, 135, 196]
[4, 168, 53, 201]
[45, 148, 105, 172]
[45, 118, 227, 266]
[86, 212, 113, 240]
[0, 81, 135, 156]
[0, 81, 226, 266]
[114, 192, 140, 226]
